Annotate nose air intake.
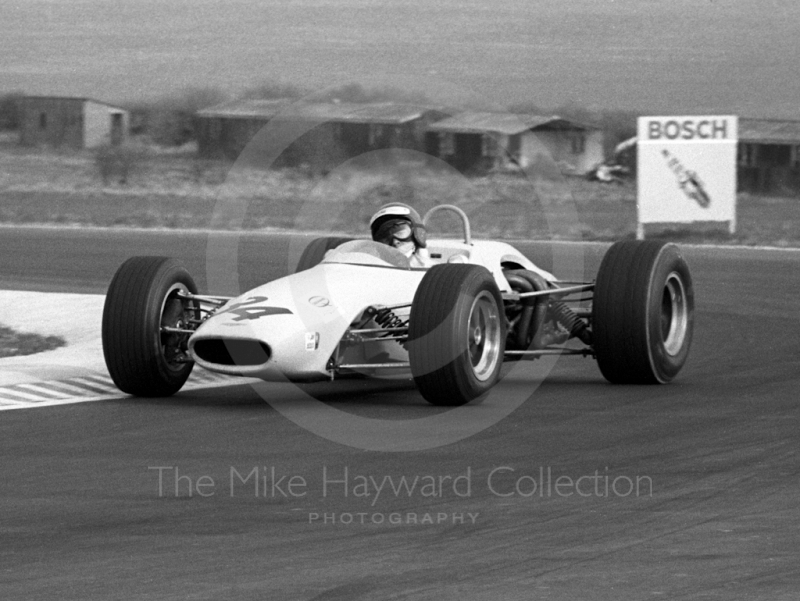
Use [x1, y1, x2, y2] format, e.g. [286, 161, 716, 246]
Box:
[193, 339, 271, 366]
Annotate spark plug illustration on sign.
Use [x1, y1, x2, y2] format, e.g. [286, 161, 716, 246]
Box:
[661, 149, 711, 208]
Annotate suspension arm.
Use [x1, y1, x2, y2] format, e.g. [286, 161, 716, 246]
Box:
[503, 283, 594, 301]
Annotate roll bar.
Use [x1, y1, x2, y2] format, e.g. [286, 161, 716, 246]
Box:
[422, 204, 472, 245]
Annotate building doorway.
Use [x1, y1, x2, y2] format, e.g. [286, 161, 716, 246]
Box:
[110, 113, 124, 146]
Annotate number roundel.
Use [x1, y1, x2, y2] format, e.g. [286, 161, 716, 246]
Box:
[218, 296, 293, 321]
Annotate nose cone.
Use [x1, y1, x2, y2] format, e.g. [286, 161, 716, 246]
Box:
[187, 262, 423, 381]
[188, 269, 354, 380]
[189, 302, 334, 380]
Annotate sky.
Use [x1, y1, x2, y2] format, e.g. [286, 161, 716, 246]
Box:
[1, 0, 799, 117]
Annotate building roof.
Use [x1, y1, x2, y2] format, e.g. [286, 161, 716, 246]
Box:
[197, 99, 433, 124]
[195, 98, 292, 119]
[22, 95, 128, 112]
[284, 102, 432, 124]
[426, 112, 597, 135]
[739, 118, 800, 143]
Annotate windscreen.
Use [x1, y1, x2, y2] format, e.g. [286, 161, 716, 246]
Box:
[321, 240, 411, 269]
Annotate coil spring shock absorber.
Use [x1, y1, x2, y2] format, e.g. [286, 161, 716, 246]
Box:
[366, 307, 409, 345]
[549, 301, 592, 345]
[373, 308, 407, 330]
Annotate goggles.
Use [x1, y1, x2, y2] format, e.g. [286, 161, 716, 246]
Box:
[389, 223, 413, 243]
[375, 219, 414, 245]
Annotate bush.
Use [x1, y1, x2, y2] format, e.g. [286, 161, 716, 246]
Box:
[239, 80, 431, 105]
[128, 87, 229, 146]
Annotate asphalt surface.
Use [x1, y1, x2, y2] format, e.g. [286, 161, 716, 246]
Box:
[1, 226, 799, 600]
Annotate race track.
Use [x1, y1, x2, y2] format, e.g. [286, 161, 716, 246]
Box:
[1, 226, 799, 600]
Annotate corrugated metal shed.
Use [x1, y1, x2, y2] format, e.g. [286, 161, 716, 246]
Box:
[279, 102, 432, 124]
[197, 99, 431, 124]
[195, 98, 292, 119]
[22, 95, 127, 112]
[427, 112, 597, 135]
[739, 118, 800, 144]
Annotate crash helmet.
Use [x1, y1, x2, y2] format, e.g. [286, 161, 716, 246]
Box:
[369, 203, 427, 249]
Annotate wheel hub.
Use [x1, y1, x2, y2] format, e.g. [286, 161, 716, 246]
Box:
[468, 291, 502, 382]
[661, 272, 689, 356]
[160, 285, 194, 370]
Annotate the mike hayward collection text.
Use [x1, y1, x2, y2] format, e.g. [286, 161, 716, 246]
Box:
[149, 465, 653, 502]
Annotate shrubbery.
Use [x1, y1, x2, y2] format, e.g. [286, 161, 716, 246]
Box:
[129, 86, 229, 146]
[239, 80, 432, 105]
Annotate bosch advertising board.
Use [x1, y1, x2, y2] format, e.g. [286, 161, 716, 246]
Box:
[636, 115, 738, 237]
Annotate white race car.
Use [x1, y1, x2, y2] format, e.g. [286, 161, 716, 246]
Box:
[102, 205, 694, 406]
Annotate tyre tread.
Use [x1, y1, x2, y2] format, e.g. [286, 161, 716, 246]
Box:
[593, 240, 693, 384]
[102, 256, 197, 397]
[408, 264, 505, 405]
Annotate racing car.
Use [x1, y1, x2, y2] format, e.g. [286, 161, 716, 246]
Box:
[102, 204, 694, 406]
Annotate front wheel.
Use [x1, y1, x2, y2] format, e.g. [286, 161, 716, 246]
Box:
[592, 240, 694, 384]
[102, 256, 199, 396]
[407, 264, 506, 406]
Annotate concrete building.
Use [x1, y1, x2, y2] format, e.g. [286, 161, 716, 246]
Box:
[738, 118, 800, 192]
[195, 99, 446, 167]
[19, 96, 129, 149]
[195, 98, 291, 160]
[425, 112, 604, 174]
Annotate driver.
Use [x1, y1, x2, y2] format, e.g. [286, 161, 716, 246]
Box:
[369, 203, 431, 268]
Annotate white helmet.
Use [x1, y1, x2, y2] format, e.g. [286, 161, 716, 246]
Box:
[369, 203, 427, 249]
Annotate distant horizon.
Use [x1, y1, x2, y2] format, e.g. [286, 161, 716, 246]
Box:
[2, 0, 799, 119]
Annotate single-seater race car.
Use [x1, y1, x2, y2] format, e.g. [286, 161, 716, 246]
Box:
[102, 205, 694, 406]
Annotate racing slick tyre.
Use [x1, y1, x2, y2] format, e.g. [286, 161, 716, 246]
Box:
[408, 264, 506, 406]
[592, 240, 694, 384]
[295, 237, 354, 273]
[102, 257, 199, 397]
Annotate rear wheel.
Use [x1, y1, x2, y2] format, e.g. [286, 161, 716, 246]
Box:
[408, 264, 506, 405]
[592, 241, 694, 384]
[295, 237, 354, 272]
[102, 257, 199, 396]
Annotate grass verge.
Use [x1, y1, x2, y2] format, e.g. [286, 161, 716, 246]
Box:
[1, 141, 798, 247]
